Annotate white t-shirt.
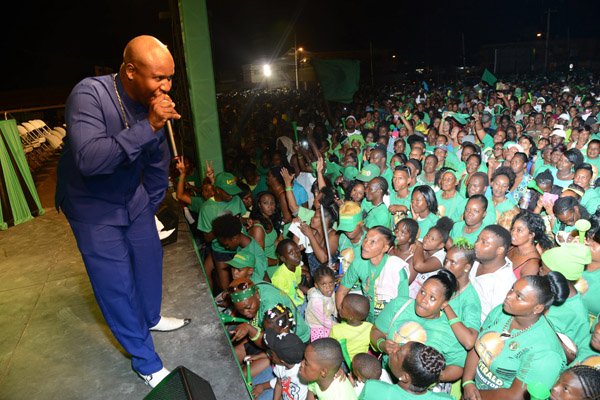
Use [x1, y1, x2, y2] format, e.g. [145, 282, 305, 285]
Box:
[469, 257, 516, 323]
[408, 248, 446, 299]
[269, 363, 308, 400]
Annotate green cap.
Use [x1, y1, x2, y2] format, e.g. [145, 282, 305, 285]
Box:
[356, 163, 380, 182]
[338, 212, 362, 232]
[343, 166, 359, 181]
[227, 250, 256, 270]
[541, 242, 592, 281]
[215, 172, 241, 195]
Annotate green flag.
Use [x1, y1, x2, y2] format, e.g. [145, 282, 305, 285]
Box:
[312, 59, 360, 104]
[481, 68, 497, 86]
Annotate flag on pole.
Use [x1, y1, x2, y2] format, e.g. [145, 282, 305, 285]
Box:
[312, 59, 360, 104]
[481, 68, 497, 86]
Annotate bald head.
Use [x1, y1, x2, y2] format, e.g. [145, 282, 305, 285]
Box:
[119, 35, 175, 106]
[122, 35, 172, 72]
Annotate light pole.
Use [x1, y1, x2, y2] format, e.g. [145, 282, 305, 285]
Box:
[295, 45, 303, 90]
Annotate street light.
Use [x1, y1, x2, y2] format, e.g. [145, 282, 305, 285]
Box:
[263, 64, 272, 77]
[536, 32, 542, 38]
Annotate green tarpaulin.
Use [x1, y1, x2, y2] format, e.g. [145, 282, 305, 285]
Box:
[0, 119, 45, 229]
[312, 59, 360, 104]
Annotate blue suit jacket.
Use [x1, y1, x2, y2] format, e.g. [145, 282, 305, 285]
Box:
[55, 75, 171, 226]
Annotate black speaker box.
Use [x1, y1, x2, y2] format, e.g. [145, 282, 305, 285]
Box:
[145, 366, 217, 400]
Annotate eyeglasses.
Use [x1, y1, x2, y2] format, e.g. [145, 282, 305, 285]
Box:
[230, 281, 253, 292]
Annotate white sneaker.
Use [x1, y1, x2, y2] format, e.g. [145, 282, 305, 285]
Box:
[150, 316, 191, 332]
[138, 367, 170, 388]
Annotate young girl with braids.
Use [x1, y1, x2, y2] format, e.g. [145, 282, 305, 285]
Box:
[359, 341, 452, 399]
[305, 266, 337, 341]
[551, 365, 600, 400]
[462, 273, 569, 400]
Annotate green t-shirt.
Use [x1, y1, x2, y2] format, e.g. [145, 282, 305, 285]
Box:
[271, 263, 304, 306]
[415, 213, 439, 240]
[474, 305, 566, 391]
[449, 283, 482, 331]
[239, 238, 268, 284]
[359, 381, 453, 400]
[436, 191, 467, 221]
[189, 196, 206, 213]
[381, 167, 394, 193]
[340, 254, 409, 323]
[435, 190, 467, 221]
[581, 269, 600, 318]
[374, 296, 467, 368]
[545, 294, 592, 361]
[308, 377, 357, 400]
[197, 196, 247, 253]
[389, 188, 413, 208]
[585, 155, 600, 171]
[253, 283, 310, 342]
[581, 188, 600, 215]
[330, 321, 373, 362]
[449, 221, 486, 246]
[254, 222, 277, 260]
[364, 202, 393, 230]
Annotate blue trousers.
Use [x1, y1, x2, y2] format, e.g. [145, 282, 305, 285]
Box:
[68, 207, 163, 374]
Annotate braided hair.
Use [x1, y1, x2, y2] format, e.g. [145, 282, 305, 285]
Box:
[569, 365, 600, 399]
[452, 238, 476, 265]
[263, 303, 296, 332]
[403, 342, 446, 392]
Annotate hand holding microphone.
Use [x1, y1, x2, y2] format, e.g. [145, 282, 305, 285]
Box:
[148, 93, 181, 158]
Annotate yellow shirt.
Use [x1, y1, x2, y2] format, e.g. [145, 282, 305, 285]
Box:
[271, 263, 304, 306]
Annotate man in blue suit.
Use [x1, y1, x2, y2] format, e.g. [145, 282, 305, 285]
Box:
[56, 35, 190, 388]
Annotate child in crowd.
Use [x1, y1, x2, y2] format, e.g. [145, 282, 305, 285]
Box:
[304, 266, 337, 341]
[350, 353, 392, 396]
[244, 304, 299, 400]
[299, 338, 357, 400]
[271, 239, 309, 317]
[252, 329, 308, 400]
[329, 294, 373, 366]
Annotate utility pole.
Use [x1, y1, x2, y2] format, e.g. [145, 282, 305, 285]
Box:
[544, 8, 556, 75]
[461, 33, 466, 68]
[294, 34, 299, 90]
[369, 41, 374, 86]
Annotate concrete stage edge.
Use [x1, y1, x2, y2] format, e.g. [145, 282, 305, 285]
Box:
[0, 196, 251, 400]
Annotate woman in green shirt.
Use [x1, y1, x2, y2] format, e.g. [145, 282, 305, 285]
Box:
[462, 273, 569, 399]
[435, 168, 467, 222]
[448, 195, 488, 247]
[442, 240, 481, 352]
[490, 166, 520, 231]
[248, 191, 282, 277]
[359, 342, 452, 399]
[580, 213, 600, 322]
[539, 242, 593, 365]
[371, 270, 466, 383]
[411, 185, 440, 240]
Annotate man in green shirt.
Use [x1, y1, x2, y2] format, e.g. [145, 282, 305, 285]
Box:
[364, 177, 393, 229]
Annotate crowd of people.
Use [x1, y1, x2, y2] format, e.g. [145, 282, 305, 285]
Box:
[174, 72, 600, 399]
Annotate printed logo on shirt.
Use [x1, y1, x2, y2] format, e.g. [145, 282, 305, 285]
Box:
[280, 377, 301, 400]
[340, 248, 355, 274]
[393, 321, 427, 345]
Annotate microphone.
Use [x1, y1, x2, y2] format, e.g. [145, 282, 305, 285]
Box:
[165, 120, 179, 158]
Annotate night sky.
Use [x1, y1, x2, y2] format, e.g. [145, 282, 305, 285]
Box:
[1, 0, 599, 96]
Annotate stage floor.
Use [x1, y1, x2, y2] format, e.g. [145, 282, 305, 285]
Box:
[0, 155, 250, 399]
